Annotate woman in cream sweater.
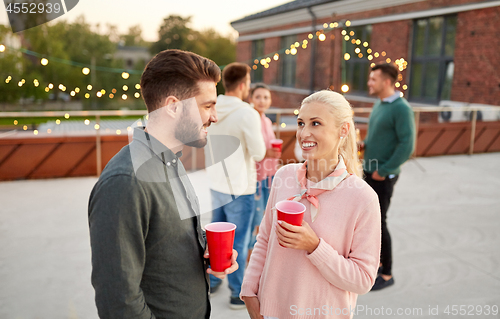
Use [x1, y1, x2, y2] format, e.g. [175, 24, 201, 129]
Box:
[241, 90, 381, 319]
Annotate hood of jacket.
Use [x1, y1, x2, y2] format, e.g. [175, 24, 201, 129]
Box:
[214, 95, 248, 122]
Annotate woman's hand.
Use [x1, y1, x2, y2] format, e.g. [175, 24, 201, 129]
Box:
[242, 296, 263, 319]
[276, 220, 320, 254]
[265, 148, 282, 159]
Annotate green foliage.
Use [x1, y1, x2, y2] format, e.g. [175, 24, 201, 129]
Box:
[150, 15, 236, 68]
[0, 14, 236, 109]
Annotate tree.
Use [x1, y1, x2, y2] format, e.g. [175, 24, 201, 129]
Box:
[120, 25, 148, 47]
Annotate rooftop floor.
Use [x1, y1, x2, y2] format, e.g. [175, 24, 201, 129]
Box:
[1, 153, 499, 318]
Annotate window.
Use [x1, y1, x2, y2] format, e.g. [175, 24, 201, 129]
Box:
[252, 39, 264, 82]
[409, 15, 457, 102]
[279, 35, 297, 87]
[343, 25, 372, 94]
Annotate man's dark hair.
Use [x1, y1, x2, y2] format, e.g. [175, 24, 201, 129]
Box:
[140, 49, 221, 113]
[250, 83, 271, 96]
[371, 63, 399, 84]
[222, 62, 251, 92]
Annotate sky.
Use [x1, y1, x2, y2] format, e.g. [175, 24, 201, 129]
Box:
[0, 0, 290, 41]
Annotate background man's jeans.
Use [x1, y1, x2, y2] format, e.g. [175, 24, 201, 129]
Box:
[209, 190, 255, 298]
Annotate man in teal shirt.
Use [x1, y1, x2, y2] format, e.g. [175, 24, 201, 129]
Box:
[360, 63, 415, 291]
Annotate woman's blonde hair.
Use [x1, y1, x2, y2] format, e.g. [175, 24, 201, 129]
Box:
[301, 90, 362, 178]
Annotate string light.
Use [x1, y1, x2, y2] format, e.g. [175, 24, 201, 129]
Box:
[308, 34, 313, 39]
[345, 20, 351, 27]
[64, 113, 70, 119]
[281, 123, 286, 128]
[403, 84, 408, 90]
[293, 109, 299, 115]
[290, 48, 297, 55]
[273, 54, 279, 61]
[94, 124, 100, 130]
[0, 44, 5, 52]
[55, 119, 61, 125]
[33, 130, 38, 135]
[134, 92, 140, 98]
[135, 84, 141, 90]
[121, 72, 130, 80]
[341, 84, 349, 93]
[13, 120, 18, 125]
[87, 84, 92, 90]
[344, 53, 351, 60]
[23, 125, 28, 130]
[85, 93, 90, 99]
[122, 94, 127, 100]
[109, 93, 114, 98]
[123, 85, 128, 91]
[82, 67, 90, 75]
[75, 87, 80, 93]
[41, 58, 49, 66]
[116, 130, 121, 135]
[84, 119, 90, 125]
[318, 34, 326, 41]
[97, 92, 102, 98]
[70, 91, 76, 96]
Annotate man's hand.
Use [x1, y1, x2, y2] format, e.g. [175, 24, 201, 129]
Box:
[204, 249, 239, 279]
[372, 170, 386, 181]
[266, 148, 281, 159]
[275, 220, 320, 254]
[241, 296, 263, 319]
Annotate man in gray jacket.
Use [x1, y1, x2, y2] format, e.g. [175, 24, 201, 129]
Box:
[88, 50, 238, 319]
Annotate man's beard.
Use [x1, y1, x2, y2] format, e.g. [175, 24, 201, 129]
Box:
[174, 109, 208, 148]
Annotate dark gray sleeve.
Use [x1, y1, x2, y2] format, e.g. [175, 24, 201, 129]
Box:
[88, 174, 155, 319]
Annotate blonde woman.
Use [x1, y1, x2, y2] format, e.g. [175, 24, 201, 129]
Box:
[240, 90, 381, 319]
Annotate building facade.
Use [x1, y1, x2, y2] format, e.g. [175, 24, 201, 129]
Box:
[231, 0, 500, 111]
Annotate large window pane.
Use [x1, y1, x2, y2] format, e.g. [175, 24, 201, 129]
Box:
[445, 16, 457, 57]
[427, 17, 443, 56]
[344, 24, 372, 94]
[280, 35, 296, 87]
[252, 39, 264, 82]
[423, 62, 440, 98]
[352, 63, 362, 91]
[414, 19, 427, 57]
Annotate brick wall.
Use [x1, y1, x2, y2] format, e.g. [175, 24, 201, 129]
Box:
[451, 7, 500, 105]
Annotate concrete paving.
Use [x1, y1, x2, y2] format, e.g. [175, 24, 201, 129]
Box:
[0, 153, 499, 319]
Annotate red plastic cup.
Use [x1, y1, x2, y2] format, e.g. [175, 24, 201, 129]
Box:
[270, 139, 283, 151]
[205, 222, 236, 272]
[276, 200, 306, 226]
[276, 200, 306, 247]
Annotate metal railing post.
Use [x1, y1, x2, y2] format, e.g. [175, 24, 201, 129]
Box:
[413, 110, 420, 158]
[469, 110, 477, 155]
[96, 115, 102, 177]
[276, 112, 281, 139]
